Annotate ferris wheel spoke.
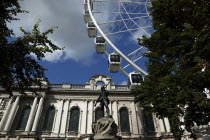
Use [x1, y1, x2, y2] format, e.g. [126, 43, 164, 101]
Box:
[123, 55, 144, 70]
[117, 2, 152, 38]
[92, 0, 151, 15]
[119, 67, 129, 78]
[93, 12, 149, 15]
[120, 2, 151, 37]
[123, 47, 148, 69]
[120, 1, 147, 14]
[97, 17, 152, 36]
[98, 16, 149, 25]
[129, 47, 145, 61]
[104, 50, 109, 56]
[127, 47, 143, 57]
[93, 0, 151, 7]
[104, 26, 152, 36]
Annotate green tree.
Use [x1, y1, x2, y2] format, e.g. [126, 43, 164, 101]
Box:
[132, 0, 210, 139]
[0, 0, 62, 97]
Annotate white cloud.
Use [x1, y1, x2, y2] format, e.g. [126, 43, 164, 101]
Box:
[120, 80, 127, 85]
[7, 0, 95, 64]
[43, 50, 65, 62]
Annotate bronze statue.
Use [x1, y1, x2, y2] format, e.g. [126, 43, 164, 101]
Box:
[94, 84, 110, 117]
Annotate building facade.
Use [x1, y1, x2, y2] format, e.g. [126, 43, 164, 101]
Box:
[0, 75, 173, 140]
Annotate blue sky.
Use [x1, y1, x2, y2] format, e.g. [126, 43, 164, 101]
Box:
[8, 0, 152, 85]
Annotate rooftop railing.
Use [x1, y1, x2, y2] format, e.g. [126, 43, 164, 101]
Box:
[49, 84, 129, 90]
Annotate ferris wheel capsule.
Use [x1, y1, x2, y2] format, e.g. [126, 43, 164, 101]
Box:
[128, 72, 143, 88]
[83, 10, 91, 23]
[108, 53, 121, 73]
[84, 0, 92, 10]
[94, 36, 106, 54]
[87, 22, 97, 37]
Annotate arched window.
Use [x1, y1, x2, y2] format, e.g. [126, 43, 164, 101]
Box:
[95, 108, 104, 122]
[143, 107, 155, 133]
[120, 108, 130, 132]
[16, 106, 31, 130]
[96, 81, 105, 85]
[42, 106, 55, 131]
[68, 108, 80, 132]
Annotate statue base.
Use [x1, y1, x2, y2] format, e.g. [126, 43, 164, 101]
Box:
[92, 117, 118, 140]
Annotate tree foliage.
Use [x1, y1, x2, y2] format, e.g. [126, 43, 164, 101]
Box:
[132, 0, 210, 139]
[0, 0, 62, 96]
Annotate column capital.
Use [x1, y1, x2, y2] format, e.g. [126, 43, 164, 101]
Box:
[110, 100, 114, 103]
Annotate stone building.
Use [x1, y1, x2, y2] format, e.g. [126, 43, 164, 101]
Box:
[0, 75, 172, 140]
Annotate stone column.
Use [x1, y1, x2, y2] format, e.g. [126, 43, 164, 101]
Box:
[53, 99, 64, 135]
[109, 101, 112, 116]
[136, 105, 144, 135]
[60, 100, 70, 137]
[164, 118, 170, 132]
[4, 96, 20, 132]
[130, 101, 139, 134]
[25, 97, 38, 133]
[87, 100, 93, 134]
[90, 79, 95, 90]
[112, 100, 118, 125]
[106, 78, 111, 90]
[31, 97, 44, 134]
[0, 98, 2, 105]
[159, 118, 166, 133]
[81, 100, 88, 134]
[79, 109, 83, 134]
[129, 109, 133, 133]
[0, 99, 13, 131]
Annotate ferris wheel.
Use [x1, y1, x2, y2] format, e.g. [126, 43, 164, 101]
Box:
[83, 0, 153, 86]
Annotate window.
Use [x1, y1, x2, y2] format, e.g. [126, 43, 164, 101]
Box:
[42, 106, 55, 131]
[120, 108, 130, 132]
[110, 55, 120, 62]
[16, 106, 31, 130]
[143, 107, 155, 133]
[68, 108, 80, 132]
[96, 81, 104, 85]
[95, 108, 104, 122]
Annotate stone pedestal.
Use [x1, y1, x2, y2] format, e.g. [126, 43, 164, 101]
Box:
[92, 117, 118, 140]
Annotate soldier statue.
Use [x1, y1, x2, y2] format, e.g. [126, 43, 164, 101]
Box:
[94, 84, 110, 117]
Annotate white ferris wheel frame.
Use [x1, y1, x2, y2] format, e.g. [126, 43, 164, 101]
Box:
[87, 0, 149, 77]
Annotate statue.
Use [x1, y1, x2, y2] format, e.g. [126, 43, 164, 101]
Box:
[92, 84, 118, 140]
[94, 84, 110, 117]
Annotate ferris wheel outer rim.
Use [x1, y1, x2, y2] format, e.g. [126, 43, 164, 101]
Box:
[87, 0, 148, 76]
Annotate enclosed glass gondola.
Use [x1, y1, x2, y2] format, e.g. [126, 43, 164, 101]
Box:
[108, 53, 121, 73]
[84, 0, 92, 10]
[87, 22, 97, 37]
[83, 10, 91, 23]
[94, 36, 106, 54]
[128, 72, 143, 88]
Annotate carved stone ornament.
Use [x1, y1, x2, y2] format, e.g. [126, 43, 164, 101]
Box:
[191, 125, 210, 135]
[92, 117, 118, 140]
